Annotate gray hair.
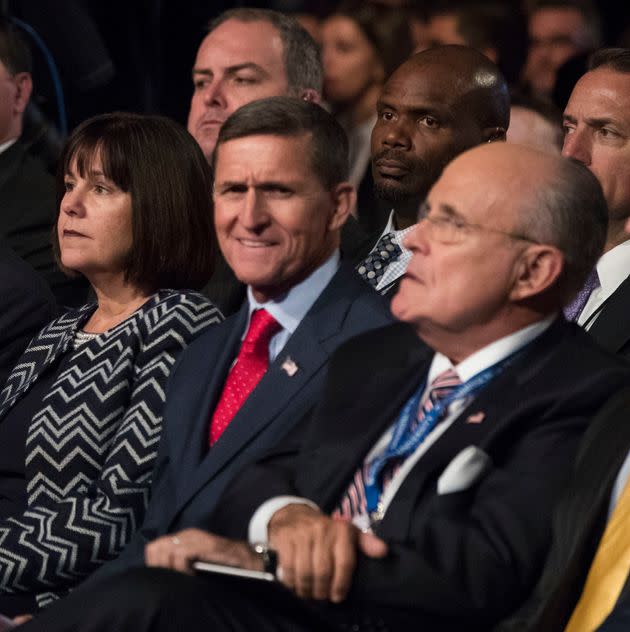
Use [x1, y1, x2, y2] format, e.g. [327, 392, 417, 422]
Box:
[518, 157, 607, 301]
[214, 96, 349, 190]
[208, 9, 322, 95]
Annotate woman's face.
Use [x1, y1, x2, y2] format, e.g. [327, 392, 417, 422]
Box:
[321, 15, 383, 107]
[58, 152, 133, 282]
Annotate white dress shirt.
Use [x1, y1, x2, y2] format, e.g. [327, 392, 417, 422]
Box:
[0, 138, 18, 156]
[248, 315, 555, 542]
[368, 210, 415, 291]
[243, 251, 340, 363]
[578, 240, 630, 328]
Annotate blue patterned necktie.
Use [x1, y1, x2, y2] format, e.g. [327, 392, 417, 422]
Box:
[357, 232, 402, 288]
[564, 268, 600, 322]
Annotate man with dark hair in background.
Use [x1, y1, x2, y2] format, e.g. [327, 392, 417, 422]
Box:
[523, 0, 602, 98]
[0, 18, 84, 306]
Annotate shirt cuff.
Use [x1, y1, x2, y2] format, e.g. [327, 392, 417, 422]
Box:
[248, 496, 320, 543]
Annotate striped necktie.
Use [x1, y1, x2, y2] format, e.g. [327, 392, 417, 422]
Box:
[333, 368, 462, 521]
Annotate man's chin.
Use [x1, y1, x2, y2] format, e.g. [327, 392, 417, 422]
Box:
[373, 179, 418, 205]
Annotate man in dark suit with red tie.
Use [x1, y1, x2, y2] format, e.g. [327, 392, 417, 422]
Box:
[16, 136, 630, 631]
[31, 97, 392, 599]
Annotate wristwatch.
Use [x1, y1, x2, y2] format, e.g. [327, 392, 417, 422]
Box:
[250, 542, 278, 575]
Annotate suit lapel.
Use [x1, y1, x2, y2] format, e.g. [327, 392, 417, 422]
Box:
[378, 321, 567, 540]
[174, 266, 374, 511]
[169, 307, 248, 499]
[587, 274, 630, 354]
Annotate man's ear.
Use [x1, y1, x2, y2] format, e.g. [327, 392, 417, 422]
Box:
[328, 182, 356, 232]
[509, 245, 565, 301]
[13, 72, 32, 115]
[299, 88, 321, 105]
[482, 126, 506, 143]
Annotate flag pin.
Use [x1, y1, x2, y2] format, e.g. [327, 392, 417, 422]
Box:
[281, 357, 299, 377]
[466, 411, 485, 424]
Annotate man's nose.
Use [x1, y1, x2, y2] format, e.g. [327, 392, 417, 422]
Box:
[562, 127, 592, 167]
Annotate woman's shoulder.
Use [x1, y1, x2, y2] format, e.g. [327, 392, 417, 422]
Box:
[143, 289, 223, 317]
[132, 289, 223, 336]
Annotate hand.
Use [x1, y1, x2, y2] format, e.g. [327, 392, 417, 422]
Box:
[13, 614, 33, 626]
[268, 505, 387, 603]
[144, 528, 261, 575]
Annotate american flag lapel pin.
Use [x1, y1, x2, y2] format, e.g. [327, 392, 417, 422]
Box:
[466, 411, 485, 424]
[281, 356, 299, 377]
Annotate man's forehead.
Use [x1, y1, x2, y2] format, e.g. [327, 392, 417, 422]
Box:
[215, 134, 312, 178]
[195, 19, 285, 73]
[382, 61, 470, 106]
[567, 70, 630, 120]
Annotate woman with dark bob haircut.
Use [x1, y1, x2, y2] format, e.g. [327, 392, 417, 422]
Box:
[0, 112, 222, 612]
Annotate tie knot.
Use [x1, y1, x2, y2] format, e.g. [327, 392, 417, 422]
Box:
[243, 309, 281, 351]
[428, 368, 462, 403]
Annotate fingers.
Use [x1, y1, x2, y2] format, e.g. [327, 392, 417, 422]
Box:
[144, 531, 197, 574]
[273, 514, 358, 603]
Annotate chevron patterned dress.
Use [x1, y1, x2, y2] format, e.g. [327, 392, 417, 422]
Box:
[0, 289, 222, 606]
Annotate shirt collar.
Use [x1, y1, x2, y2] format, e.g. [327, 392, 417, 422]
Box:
[427, 315, 556, 384]
[596, 239, 630, 295]
[382, 209, 415, 243]
[245, 250, 340, 335]
[0, 137, 18, 155]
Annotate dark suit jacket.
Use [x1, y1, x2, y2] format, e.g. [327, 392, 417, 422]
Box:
[499, 385, 630, 632]
[0, 139, 88, 307]
[587, 274, 630, 359]
[214, 319, 630, 632]
[86, 263, 392, 583]
[0, 239, 57, 387]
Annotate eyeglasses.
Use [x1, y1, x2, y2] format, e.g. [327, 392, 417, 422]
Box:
[417, 202, 541, 246]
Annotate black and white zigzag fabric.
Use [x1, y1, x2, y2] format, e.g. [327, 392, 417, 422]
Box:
[0, 289, 222, 605]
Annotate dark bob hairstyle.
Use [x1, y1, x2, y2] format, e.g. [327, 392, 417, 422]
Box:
[55, 112, 215, 292]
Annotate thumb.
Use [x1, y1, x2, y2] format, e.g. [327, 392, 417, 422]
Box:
[358, 532, 388, 558]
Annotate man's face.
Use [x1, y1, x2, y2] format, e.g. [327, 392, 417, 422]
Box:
[370, 59, 485, 205]
[391, 152, 529, 344]
[562, 68, 630, 221]
[524, 8, 590, 96]
[213, 134, 344, 302]
[187, 19, 290, 162]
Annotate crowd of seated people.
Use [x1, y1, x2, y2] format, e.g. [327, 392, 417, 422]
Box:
[0, 2, 629, 631]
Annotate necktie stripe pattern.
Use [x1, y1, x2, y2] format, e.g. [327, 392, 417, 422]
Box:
[209, 309, 281, 445]
[333, 368, 462, 522]
[357, 232, 402, 288]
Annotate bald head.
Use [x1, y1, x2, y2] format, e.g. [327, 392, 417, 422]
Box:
[371, 45, 509, 221]
[407, 46, 510, 129]
[443, 142, 607, 300]
[392, 142, 606, 357]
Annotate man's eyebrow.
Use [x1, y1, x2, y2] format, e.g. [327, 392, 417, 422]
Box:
[562, 114, 577, 125]
[193, 62, 269, 79]
[438, 203, 463, 219]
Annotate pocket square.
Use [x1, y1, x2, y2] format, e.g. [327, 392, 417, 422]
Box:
[437, 445, 491, 495]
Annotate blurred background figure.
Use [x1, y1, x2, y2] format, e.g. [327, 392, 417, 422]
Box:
[0, 112, 222, 616]
[425, 0, 529, 85]
[522, 0, 602, 99]
[0, 17, 87, 307]
[507, 91, 563, 153]
[321, 0, 413, 233]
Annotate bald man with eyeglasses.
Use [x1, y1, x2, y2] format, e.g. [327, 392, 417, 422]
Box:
[16, 143, 630, 632]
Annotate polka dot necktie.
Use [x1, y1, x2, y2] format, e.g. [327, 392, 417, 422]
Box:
[357, 232, 402, 288]
[208, 309, 281, 446]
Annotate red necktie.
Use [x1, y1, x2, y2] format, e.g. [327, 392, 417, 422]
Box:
[208, 309, 281, 446]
